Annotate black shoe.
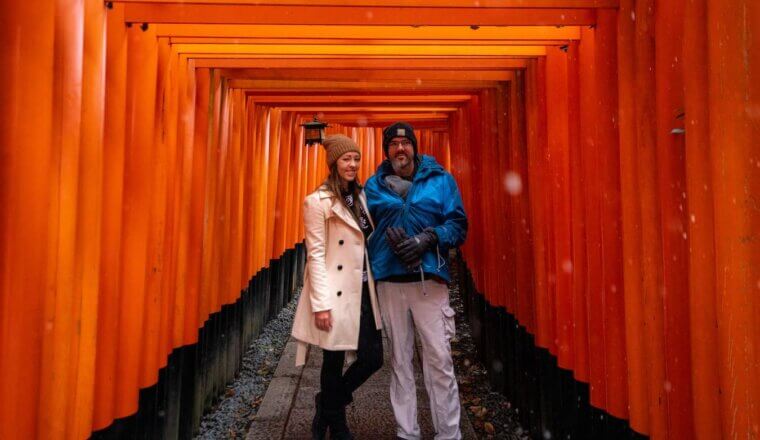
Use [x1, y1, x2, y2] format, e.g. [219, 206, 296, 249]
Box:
[311, 393, 329, 440]
[326, 406, 353, 440]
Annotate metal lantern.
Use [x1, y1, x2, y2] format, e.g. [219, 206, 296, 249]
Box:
[300, 115, 328, 146]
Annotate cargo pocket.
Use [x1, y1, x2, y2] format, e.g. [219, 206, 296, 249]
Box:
[442, 305, 456, 341]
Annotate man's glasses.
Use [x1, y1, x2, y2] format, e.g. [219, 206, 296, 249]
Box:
[388, 140, 412, 149]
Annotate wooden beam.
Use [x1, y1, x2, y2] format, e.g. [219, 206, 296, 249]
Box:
[228, 79, 500, 90]
[170, 37, 568, 46]
[172, 43, 547, 56]
[311, 112, 448, 118]
[187, 54, 531, 60]
[155, 24, 581, 40]
[124, 4, 597, 26]
[312, 119, 449, 129]
[192, 57, 529, 69]
[315, 113, 450, 121]
[308, 118, 449, 129]
[243, 94, 474, 103]
[291, 111, 450, 128]
[271, 105, 461, 112]
[218, 68, 515, 81]
[116, 0, 617, 7]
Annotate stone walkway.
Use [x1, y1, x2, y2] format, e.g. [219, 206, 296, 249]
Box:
[247, 334, 477, 439]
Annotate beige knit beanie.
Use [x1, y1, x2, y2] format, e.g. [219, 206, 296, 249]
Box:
[322, 134, 361, 168]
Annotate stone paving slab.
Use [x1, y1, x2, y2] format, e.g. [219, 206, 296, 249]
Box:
[248, 341, 308, 440]
[254, 377, 300, 421]
[247, 334, 477, 439]
[247, 376, 301, 439]
[274, 338, 306, 378]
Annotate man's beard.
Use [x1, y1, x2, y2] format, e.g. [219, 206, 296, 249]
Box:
[391, 154, 413, 175]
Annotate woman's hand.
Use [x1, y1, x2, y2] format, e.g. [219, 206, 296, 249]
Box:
[314, 310, 333, 332]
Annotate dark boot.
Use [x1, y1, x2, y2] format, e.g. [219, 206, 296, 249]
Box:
[325, 406, 353, 440]
[311, 393, 328, 440]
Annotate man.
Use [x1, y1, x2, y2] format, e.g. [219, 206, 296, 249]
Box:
[364, 122, 468, 440]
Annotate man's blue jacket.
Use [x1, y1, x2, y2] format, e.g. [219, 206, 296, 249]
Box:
[364, 155, 468, 282]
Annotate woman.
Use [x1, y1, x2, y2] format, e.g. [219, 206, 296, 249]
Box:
[291, 134, 383, 440]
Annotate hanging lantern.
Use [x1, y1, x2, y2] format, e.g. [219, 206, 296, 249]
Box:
[301, 115, 328, 146]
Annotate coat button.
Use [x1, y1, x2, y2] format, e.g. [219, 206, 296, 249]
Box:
[337, 265, 343, 270]
[339, 239, 344, 245]
[337, 291, 342, 297]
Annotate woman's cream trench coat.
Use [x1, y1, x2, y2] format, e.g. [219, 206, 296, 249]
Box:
[291, 189, 382, 367]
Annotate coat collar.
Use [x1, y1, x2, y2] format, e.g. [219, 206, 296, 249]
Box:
[317, 189, 373, 233]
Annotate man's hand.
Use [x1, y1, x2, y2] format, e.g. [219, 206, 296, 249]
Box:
[396, 228, 438, 267]
[314, 310, 332, 332]
[385, 226, 407, 248]
[386, 227, 421, 269]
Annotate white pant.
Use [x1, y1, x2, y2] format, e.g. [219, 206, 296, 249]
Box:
[377, 280, 461, 440]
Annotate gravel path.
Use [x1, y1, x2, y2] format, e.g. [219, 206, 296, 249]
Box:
[195, 293, 299, 440]
[197, 266, 529, 440]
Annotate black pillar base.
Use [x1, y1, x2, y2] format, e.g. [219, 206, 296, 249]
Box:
[455, 255, 647, 440]
[92, 245, 306, 440]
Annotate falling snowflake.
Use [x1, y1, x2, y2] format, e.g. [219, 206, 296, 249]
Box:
[561, 260, 573, 274]
[504, 171, 523, 195]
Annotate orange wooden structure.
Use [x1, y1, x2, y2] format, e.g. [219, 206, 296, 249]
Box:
[0, 1, 757, 439]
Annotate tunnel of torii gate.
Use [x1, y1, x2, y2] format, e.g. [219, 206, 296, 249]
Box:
[0, 1, 758, 439]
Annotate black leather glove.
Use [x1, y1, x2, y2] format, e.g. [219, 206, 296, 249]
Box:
[385, 227, 422, 269]
[395, 228, 438, 268]
[385, 226, 407, 248]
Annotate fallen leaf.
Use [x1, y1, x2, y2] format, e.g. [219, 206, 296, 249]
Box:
[484, 422, 495, 434]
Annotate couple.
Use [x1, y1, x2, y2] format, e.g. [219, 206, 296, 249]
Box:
[291, 122, 468, 440]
